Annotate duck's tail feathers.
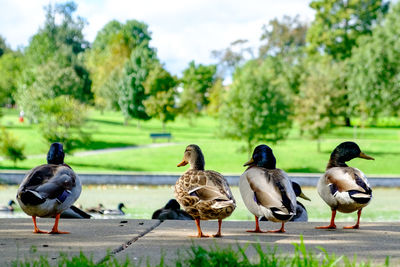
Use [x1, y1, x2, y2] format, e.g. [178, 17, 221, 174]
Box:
[270, 207, 295, 221]
[20, 190, 46, 205]
[348, 190, 372, 204]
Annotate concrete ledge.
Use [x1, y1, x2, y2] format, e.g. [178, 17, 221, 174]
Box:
[1, 171, 400, 187]
[1, 219, 399, 266]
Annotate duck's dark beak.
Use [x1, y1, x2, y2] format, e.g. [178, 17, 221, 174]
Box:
[299, 192, 311, 201]
[359, 152, 374, 160]
[177, 160, 188, 167]
[243, 158, 254, 167]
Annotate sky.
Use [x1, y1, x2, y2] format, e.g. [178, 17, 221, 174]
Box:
[0, 0, 314, 76]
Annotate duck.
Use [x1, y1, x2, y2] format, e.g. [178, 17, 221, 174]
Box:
[175, 144, 236, 238]
[0, 200, 16, 212]
[260, 181, 310, 222]
[316, 141, 374, 229]
[239, 144, 299, 233]
[102, 203, 126, 215]
[85, 203, 105, 214]
[152, 199, 193, 221]
[61, 204, 92, 219]
[16, 142, 82, 234]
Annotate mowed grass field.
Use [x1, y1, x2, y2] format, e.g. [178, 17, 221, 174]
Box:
[0, 108, 400, 175]
[1, 185, 399, 222]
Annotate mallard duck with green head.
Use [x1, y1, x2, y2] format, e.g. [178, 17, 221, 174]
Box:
[316, 141, 374, 229]
[240, 145, 309, 233]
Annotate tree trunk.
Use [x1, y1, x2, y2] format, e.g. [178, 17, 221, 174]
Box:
[317, 138, 321, 153]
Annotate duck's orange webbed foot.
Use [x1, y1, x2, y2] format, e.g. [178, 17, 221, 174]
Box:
[267, 222, 286, 233]
[48, 214, 70, 234]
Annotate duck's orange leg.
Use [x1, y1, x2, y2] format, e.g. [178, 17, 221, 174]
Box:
[213, 219, 223, 238]
[48, 214, 69, 234]
[247, 216, 267, 233]
[32, 216, 48, 234]
[268, 222, 286, 233]
[316, 209, 337, 229]
[191, 218, 209, 238]
[343, 209, 362, 229]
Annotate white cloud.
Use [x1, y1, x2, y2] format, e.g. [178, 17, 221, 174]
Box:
[0, 0, 314, 75]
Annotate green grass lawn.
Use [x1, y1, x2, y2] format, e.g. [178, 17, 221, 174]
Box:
[1, 185, 399, 222]
[1, 108, 400, 175]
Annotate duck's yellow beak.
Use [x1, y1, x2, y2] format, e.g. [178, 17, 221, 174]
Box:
[243, 158, 254, 167]
[299, 192, 311, 201]
[359, 152, 374, 160]
[177, 160, 188, 167]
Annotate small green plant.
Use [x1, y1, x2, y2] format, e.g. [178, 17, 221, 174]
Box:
[0, 127, 26, 166]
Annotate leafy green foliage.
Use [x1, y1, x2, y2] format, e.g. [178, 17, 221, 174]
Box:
[39, 95, 89, 152]
[0, 51, 23, 106]
[259, 15, 308, 58]
[179, 61, 217, 119]
[118, 46, 157, 125]
[347, 1, 400, 121]
[86, 19, 154, 109]
[206, 78, 226, 116]
[220, 58, 292, 154]
[0, 127, 26, 166]
[143, 65, 178, 129]
[307, 0, 389, 60]
[16, 1, 92, 116]
[295, 56, 347, 150]
[0, 35, 10, 57]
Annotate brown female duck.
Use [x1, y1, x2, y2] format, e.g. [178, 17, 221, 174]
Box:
[175, 144, 236, 238]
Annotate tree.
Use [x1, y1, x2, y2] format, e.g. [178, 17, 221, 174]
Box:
[0, 51, 23, 106]
[179, 61, 217, 121]
[39, 95, 89, 152]
[347, 1, 400, 121]
[143, 65, 178, 131]
[295, 56, 346, 151]
[219, 58, 292, 154]
[211, 39, 254, 77]
[0, 35, 10, 57]
[0, 127, 26, 166]
[206, 78, 226, 117]
[259, 15, 308, 58]
[307, 0, 389, 61]
[118, 46, 157, 125]
[306, 0, 389, 126]
[17, 1, 92, 114]
[16, 60, 84, 123]
[86, 19, 153, 109]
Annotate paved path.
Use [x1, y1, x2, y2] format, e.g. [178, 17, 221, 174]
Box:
[1, 219, 399, 266]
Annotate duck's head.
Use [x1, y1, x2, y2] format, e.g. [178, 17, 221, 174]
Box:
[291, 181, 311, 201]
[328, 141, 374, 168]
[177, 144, 205, 170]
[165, 199, 180, 210]
[118, 203, 126, 210]
[47, 142, 65, 165]
[244, 144, 276, 169]
[8, 200, 15, 206]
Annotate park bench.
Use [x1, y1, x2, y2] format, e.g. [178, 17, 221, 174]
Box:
[149, 133, 172, 143]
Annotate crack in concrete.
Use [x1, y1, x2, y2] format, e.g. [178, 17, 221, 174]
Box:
[97, 220, 163, 264]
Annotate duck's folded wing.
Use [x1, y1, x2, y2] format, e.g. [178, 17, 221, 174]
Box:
[247, 169, 295, 214]
[326, 167, 371, 194]
[28, 167, 77, 199]
[188, 185, 230, 202]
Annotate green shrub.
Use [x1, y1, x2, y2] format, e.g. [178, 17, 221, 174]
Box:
[0, 127, 26, 166]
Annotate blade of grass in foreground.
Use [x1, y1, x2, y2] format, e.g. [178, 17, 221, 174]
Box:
[11, 236, 390, 267]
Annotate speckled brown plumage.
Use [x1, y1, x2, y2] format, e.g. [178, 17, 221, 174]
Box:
[175, 169, 235, 220]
